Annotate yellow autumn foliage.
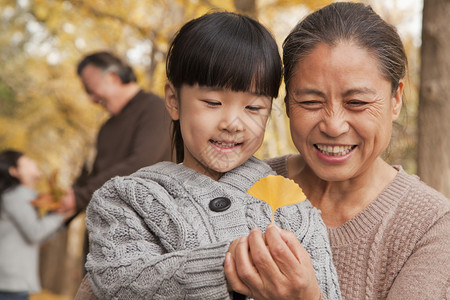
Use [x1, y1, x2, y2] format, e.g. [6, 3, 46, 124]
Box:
[0, 0, 419, 193]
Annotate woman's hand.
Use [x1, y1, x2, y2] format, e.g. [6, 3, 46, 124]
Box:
[225, 225, 321, 300]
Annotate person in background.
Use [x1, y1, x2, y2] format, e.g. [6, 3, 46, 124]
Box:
[75, 11, 341, 300]
[60, 51, 172, 216]
[226, 2, 450, 299]
[58, 51, 172, 279]
[0, 150, 72, 300]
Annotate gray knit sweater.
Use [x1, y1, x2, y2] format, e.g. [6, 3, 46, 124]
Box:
[85, 157, 341, 299]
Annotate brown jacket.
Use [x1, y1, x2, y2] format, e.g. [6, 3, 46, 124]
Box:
[74, 90, 172, 211]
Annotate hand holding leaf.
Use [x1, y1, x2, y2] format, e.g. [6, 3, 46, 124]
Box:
[248, 175, 306, 224]
[31, 170, 64, 216]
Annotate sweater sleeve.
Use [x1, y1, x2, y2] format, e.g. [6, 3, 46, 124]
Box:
[386, 211, 450, 299]
[85, 177, 232, 300]
[2, 187, 63, 244]
[279, 202, 342, 300]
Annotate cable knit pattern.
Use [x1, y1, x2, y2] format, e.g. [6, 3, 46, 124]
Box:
[85, 157, 341, 300]
[266, 155, 450, 300]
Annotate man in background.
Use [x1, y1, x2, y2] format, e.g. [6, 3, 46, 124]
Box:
[60, 50, 171, 223]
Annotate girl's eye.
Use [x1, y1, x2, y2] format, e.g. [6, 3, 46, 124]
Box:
[246, 105, 261, 112]
[203, 100, 221, 106]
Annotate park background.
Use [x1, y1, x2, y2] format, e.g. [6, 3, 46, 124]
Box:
[0, 0, 448, 299]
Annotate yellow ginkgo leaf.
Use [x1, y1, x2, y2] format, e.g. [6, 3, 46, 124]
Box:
[248, 175, 306, 224]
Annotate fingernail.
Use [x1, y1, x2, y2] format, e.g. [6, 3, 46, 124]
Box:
[251, 227, 261, 233]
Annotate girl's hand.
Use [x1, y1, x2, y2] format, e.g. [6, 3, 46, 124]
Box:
[224, 225, 321, 300]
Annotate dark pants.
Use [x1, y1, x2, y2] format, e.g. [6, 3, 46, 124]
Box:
[0, 291, 29, 300]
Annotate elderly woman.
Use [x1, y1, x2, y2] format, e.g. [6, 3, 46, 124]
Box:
[225, 2, 450, 300]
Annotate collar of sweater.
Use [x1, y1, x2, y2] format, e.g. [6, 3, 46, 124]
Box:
[133, 156, 275, 199]
[327, 166, 415, 245]
[125, 157, 275, 248]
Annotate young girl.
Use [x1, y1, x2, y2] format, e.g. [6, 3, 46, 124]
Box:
[80, 12, 341, 300]
[0, 150, 68, 300]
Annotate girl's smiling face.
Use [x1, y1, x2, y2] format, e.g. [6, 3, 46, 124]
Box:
[287, 42, 403, 182]
[9, 155, 42, 188]
[166, 83, 272, 180]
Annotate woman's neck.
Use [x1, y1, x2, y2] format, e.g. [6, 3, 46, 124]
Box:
[288, 155, 398, 227]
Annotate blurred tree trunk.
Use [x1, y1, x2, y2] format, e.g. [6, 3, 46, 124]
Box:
[418, 0, 450, 198]
[39, 215, 85, 298]
[39, 230, 69, 294]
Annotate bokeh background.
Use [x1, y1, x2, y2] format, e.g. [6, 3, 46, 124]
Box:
[0, 0, 448, 299]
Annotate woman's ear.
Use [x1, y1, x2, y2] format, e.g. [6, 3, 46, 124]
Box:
[392, 80, 403, 121]
[165, 82, 180, 121]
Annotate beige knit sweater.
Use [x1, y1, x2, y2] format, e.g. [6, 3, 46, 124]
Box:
[267, 155, 450, 300]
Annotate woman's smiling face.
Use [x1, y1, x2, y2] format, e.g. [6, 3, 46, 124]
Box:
[287, 42, 403, 182]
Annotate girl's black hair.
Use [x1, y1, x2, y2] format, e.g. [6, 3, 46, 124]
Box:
[0, 150, 23, 212]
[166, 11, 282, 163]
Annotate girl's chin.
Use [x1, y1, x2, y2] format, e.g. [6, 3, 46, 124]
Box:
[208, 164, 237, 174]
